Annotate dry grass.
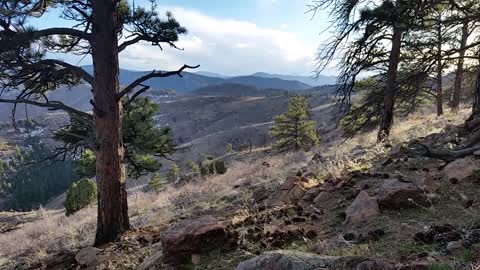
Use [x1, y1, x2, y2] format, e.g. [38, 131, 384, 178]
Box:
[310, 108, 470, 181]
[0, 150, 309, 264]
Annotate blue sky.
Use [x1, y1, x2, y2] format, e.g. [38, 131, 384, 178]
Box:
[34, 0, 334, 76]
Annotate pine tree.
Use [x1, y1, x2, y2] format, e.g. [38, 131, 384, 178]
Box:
[167, 164, 180, 182]
[269, 96, 320, 151]
[148, 173, 163, 192]
[0, 0, 198, 245]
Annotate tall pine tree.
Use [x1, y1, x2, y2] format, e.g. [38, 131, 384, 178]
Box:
[0, 0, 198, 244]
[269, 95, 320, 151]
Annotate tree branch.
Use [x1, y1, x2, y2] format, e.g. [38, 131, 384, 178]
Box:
[0, 98, 92, 120]
[39, 59, 93, 85]
[117, 64, 200, 100]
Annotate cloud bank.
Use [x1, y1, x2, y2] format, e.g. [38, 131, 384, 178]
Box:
[120, 6, 318, 76]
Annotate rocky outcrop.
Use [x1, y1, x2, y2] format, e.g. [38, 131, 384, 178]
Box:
[235, 250, 392, 270]
[264, 176, 316, 207]
[377, 179, 428, 209]
[443, 157, 480, 182]
[160, 215, 235, 263]
[344, 191, 380, 224]
[75, 247, 100, 266]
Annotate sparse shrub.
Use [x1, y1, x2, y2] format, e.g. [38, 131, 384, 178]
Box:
[214, 160, 227, 174]
[185, 160, 195, 170]
[200, 164, 210, 175]
[185, 160, 201, 175]
[192, 164, 201, 175]
[167, 164, 181, 182]
[148, 173, 164, 192]
[208, 162, 217, 175]
[76, 149, 96, 178]
[226, 143, 234, 154]
[65, 178, 97, 216]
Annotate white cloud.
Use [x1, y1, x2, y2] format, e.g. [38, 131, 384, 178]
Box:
[120, 6, 317, 76]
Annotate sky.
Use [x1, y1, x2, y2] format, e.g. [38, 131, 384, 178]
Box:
[34, 0, 334, 76]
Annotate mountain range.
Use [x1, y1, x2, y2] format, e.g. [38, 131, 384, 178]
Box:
[81, 66, 336, 93]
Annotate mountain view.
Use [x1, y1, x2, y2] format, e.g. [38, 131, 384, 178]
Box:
[2, 1, 480, 270]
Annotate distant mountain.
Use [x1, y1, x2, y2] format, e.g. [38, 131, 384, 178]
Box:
[252, 72, 337, 87]
[81, 66, 313, 93]
[82, 66, 224, 93]
[191, 83, 287, 97]
[194, 71, 231, 78]
[227, 76, 311, 90]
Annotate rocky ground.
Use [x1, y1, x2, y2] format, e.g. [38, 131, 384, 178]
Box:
[2, 110, 480, 270]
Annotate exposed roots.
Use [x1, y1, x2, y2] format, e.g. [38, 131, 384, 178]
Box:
[415, 142, 480, 161]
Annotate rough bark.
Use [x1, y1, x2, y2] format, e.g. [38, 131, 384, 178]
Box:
[451, 21, 469, 112]
[467, 57, 480, 123]
[92, 0, 130, 246]
[378, 25, 402, 142]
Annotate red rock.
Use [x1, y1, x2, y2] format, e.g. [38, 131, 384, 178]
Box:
[443, 157, 480, 182]
[378, 179, 428, 209]
[265, 176, 316, 206]
[160, 215, 234, 263]
[313, 191, 333, 205]
[344, 191, 380, 224]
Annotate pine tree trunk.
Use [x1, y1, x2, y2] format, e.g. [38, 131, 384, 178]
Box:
[92, 0, 130, 246]
[377, 25, 402, 142]
[451, 21, 469, 112]
[468, 57, 480, 123]
[436, 18, 443, 116]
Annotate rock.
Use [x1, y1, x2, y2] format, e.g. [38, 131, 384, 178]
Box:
[75, 247, 99, 266]
[377, 179, 428, 209]
[135, 245, 166, 270]
[344, 191, 380, 224]
[413, 172, 437, 193]
[160, 215, 234, 263]
[473, 150, 480, 156]
[389, 144, 403, 157]
[265, 176, 316, 206]
[443, 157, 480, 182]
[446, 241, 465, 255]
[302, 187, 322, 201]
[313, 191, 333, 204]
[235, 250, 392, 270]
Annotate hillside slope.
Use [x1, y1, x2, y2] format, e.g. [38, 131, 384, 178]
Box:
[2, 109, 479, 270]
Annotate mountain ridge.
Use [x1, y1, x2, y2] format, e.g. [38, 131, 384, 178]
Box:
[81, 65, 322, 92]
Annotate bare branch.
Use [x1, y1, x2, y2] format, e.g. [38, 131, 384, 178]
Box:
[0, 98, 92, 120]
[117, 64, 200, 100]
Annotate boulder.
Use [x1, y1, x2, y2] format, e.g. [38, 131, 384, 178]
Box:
[265, 176, 316, 206]
[412, 172, 437, 193]
[443, 157, 480, 182]
[377, 179, 428, 209]
[302, 187, 322, 202]
[160, 215, 234, 263]
[313, 191, 333, 205]
[235, 250, 392, 270]
[344, 191, 380, 224]
[75, 247, 100, 266]
[446, 241, 465, 255]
